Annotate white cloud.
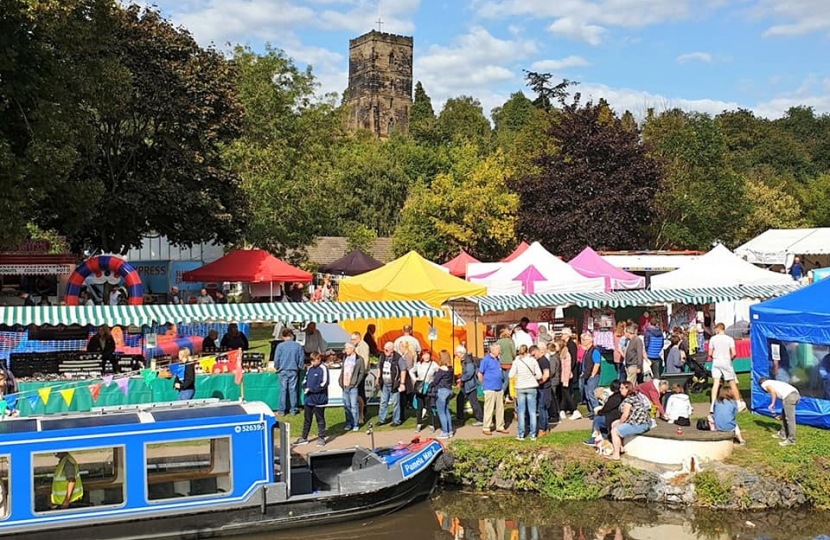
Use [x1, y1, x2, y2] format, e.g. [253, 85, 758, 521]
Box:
[530, 56, 590, 71]
[472, 0, 722, 44]
[548, 18, 605, 45]
[317, 0, 421, 34]
[414, 26, 537, 113]
[676, 52, 713, 64]
[752, 0, 830, 37]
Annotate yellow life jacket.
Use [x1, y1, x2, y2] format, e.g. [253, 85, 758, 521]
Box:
[51, 455, 83, 506]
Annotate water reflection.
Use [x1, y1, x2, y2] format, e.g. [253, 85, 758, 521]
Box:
[239, 490, 830, 540]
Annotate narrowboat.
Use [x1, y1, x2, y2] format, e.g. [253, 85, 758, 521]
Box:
[0, 400, 446, 539]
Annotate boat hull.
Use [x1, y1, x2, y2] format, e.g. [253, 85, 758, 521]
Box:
[8, 461, 440, 540]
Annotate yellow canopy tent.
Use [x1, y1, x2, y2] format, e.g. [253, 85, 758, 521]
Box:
[338, 251, 486, 359]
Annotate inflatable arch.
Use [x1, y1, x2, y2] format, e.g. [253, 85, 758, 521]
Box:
[65, 255, 143, 305]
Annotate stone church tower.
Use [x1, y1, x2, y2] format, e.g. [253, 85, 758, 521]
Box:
[346, 30, 413, 138]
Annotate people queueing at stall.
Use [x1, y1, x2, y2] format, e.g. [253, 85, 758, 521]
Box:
[87, 325, 117, 374]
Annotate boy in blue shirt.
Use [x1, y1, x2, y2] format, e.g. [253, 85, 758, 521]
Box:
[295, 352, 329, 447]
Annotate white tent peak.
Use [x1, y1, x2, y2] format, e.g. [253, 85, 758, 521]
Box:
[650, 244, 794, 290]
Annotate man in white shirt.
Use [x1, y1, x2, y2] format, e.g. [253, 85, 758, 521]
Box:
[512, 317, 534, 350]
[393, 325, 421, 356]
[708, 322, 742, 413]
[759, 377, 801, 446]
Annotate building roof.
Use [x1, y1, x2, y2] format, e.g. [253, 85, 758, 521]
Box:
[306, 237, 393, 266]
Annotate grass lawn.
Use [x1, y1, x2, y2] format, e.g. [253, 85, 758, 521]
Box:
[247, 324, 274, 353]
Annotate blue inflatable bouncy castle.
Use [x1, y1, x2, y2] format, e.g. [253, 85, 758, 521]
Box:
[750, 277, 830, 429]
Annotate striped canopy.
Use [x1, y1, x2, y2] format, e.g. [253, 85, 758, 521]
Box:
[445, 285, 801, 315]
[0, 301, 443, 327]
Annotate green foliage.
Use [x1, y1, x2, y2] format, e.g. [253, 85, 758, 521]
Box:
[692, 470, 731, 507]
[798, 173, 830, 228]
[410, 81, 437, 145]
[492, 92, 535, 151]
[739, 167, 806, 242]
[345, 224, 377, 254]
[391, 144, 517, 261]
[437, 96, 492, 149]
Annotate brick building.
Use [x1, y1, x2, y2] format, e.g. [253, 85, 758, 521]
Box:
[346, 30, 413, 138]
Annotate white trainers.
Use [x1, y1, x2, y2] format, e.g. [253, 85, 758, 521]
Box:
[737, 400, 747, 412]
[779, 439, 794, 447]
[559, 411, 567, 420]
[569, 410, 583, 421]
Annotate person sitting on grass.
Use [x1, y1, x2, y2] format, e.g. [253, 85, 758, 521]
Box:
[607, 381, 652, 461]
[295, 352, 329, 448]
[709, 386, 746, 445]
[583, 380, 623, 446]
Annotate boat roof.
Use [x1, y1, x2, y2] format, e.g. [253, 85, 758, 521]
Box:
[0, 400, 274, 435]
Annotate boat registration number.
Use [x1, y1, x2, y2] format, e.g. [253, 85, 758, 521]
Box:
[399, 441, 441, 480]
[235, 423, 265, 433]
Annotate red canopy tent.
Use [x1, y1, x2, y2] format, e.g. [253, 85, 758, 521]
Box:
[442, 250, 481, 278]
[501, 241, 530, 262]
[182, 249, 312, 283]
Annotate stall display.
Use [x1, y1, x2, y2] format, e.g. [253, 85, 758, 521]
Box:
[10, 351, 139, 377]
[581, 309, 616, 350]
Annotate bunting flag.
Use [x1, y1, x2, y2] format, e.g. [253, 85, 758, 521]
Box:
[115, 377, 129, 396]
[4, 393, 17, 412]
[225, 349, 244, 385]
[27, 394, 39, 409]
[38, 386, 52, 405]
[140, 368, 157, 386]
[88, 382, 102, 402]
[0, 401, 7, 416]
[199, 356, 216, 374]
[102, 374, 114, 387]
[168, 363, 185, 381]
[59, 388, 75, 406]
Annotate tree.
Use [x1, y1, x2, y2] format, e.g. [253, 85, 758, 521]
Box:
[436, 96, 492, 149]
[223, 45, 343, 260]
[620, 110, 638, 133]
[643, 109, 748, 249]
[799, 173, 830, 228]
[345, 223, 378, 254]
[392, 144, 517, 261]
[492, 92, 535, 151]
[409, 81, 437, 144]
[738, 167, 806, 242]
[523, 71, 577, 111]
[509, 96, 660, 258]
[27, 3, 249, 253]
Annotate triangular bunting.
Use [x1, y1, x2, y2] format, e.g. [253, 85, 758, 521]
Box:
[169, 363, 185, 381]
[232, 348, 244, 385]
[88, 383, 102, 402]
[4, 393, 17, 412]
[27, 394, 39, 409]
[199, 357, 216, 374]
[38, 386, 52, 405]
[59, 388, 75, 406]
[140, 368, 157, 386]
[102, 374, 114, 387]
[115, 377, 129, 395]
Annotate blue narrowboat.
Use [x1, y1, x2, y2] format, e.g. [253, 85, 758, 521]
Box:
[0, 400, 446, 538]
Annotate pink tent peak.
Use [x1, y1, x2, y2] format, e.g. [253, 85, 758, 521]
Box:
[502, 241, 530, 262]
[442, 250, 481, 277]
[567, 246, 645, 291]
[513, 264, 547, 294]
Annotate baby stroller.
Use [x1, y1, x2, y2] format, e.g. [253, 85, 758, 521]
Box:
[686, 354, 711, 394]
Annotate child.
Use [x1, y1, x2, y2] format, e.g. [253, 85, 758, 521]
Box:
[296, 352, 329, 447]
[665, 384, 692, 423]
[711, 386, 747, 445]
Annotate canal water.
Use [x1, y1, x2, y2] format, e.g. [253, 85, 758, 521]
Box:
[240, 490, 830, 540]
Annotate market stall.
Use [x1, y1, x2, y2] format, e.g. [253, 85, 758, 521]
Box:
[568, 246, 645, 291]
[442, 250, 481, 278]
[736, 227, 830, 269]
[320, 249, 383, 276]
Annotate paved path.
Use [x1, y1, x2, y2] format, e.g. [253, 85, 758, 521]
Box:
[292, 402, 715, 455]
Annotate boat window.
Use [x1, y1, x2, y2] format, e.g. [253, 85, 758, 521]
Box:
[0, 456, 8, 519]
[145, 437, 232, 501]
[32, 447, 125, 513]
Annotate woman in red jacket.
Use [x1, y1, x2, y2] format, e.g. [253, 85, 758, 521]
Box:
[636, 379, 669, 418]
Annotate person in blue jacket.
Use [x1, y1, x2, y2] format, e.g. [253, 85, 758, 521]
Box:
[295, 352, 329, 447]
[643, 322, 665, 379]
[274, 328, 304, 415]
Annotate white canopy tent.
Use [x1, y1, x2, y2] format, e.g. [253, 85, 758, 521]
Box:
[651, 244, 794, 334]
[468, 242, 605, 295]
[735, 228, 830, 267]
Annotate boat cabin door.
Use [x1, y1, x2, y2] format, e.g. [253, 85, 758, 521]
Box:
[273, 421, 291, 496]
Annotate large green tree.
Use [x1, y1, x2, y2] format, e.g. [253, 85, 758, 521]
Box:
[392, 144, 517, 261]
[644, 109, 748, 249]
[492, 91, 536, 152]
[510, 94, 660, 258]
[409, 81, 438, 145]
[436, 96, 492, 149]
[223, 45, 342, 260]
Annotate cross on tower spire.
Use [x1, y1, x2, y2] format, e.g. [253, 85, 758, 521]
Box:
[376, 17, 384, 32]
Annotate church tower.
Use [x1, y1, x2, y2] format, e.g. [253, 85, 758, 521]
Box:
[346, 28, 413, 138]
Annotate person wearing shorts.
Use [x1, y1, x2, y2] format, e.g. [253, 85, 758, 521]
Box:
[708, 323, 742, 413]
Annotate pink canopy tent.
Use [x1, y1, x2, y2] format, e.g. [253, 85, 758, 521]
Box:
[567, 246, 645, 291]
[501, 241, 530, 262]
[442, 250, 481, 278]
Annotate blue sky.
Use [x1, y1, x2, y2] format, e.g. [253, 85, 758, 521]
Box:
[152, 0, 829, 119]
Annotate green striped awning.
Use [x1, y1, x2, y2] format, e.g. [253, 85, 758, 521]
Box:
[445, 285, 801, 315]
[0, 301, 444, 327]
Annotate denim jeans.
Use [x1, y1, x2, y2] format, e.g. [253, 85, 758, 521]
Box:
[278, 370, 299, 414]
[577, 376, 585, 406]
[178, 389, 195, 401]
[342, 387, 359, 429]
[378, 385, 401, 424]
[436, 388, 453, 434]
[516, 388, 537, 438]
[591, 415, 608, 438]
[584, 375, 600, 418]
[537, 387, 550, 429]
